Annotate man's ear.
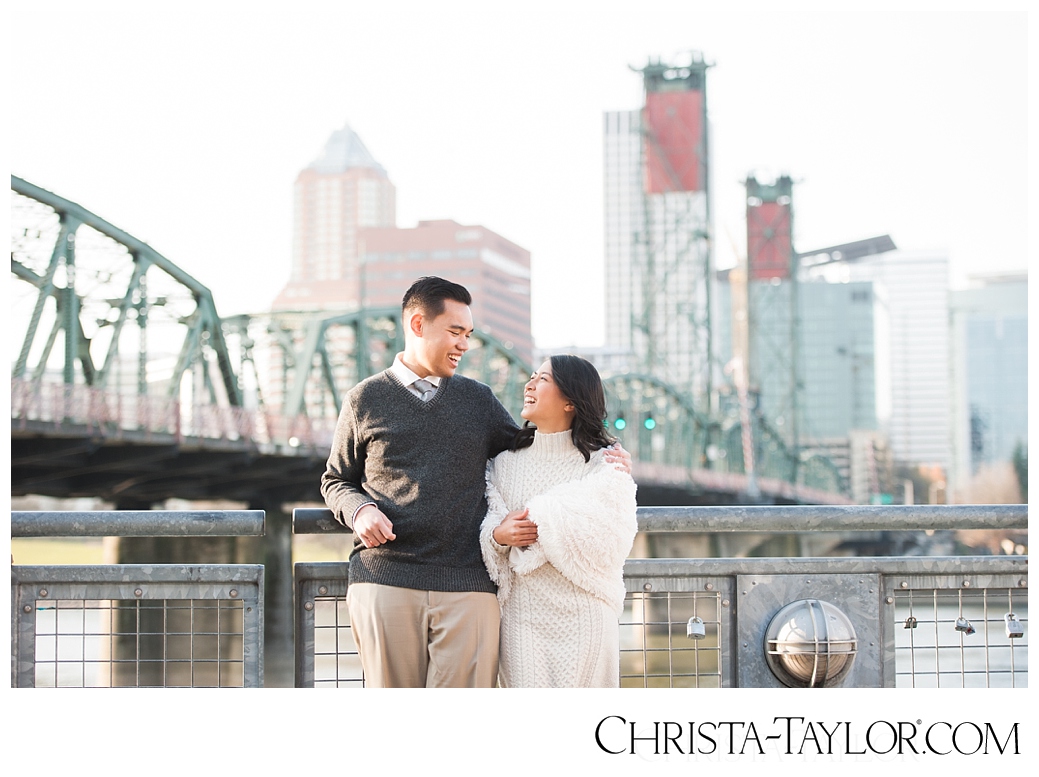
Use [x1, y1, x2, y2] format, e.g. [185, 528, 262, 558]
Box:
[407, 311, 424, 338]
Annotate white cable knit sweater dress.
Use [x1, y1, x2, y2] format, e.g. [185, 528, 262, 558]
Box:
[480, 430, 638, 687]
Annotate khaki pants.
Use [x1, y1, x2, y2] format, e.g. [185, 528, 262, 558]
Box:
[347, 583, 500, 688]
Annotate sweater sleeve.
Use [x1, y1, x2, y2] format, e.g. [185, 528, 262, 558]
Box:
[521, 463, 638, 613]
[320, 393, 372, 529]
[486, 392, 520, 458]
[479, 459, 514, 604]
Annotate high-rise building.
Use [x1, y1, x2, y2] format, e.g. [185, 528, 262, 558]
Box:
[273, 124, 396, 312]
[948, 273, 1028, 499]
[603, 54, 714, 402]
[756, 278, 879, 440]
[807, 250, 951, 471]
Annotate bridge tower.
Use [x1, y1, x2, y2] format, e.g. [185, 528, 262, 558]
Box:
[744, 173, 802, 475]
[604, 52, 716, 426]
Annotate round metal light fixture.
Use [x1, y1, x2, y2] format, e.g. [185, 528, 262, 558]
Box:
[764, 599, 857, 688]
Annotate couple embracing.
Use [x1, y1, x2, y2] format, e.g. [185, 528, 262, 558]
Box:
[321, 276, 638, 688]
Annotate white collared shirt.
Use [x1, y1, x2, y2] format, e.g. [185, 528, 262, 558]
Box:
[391, 353, 441, 398]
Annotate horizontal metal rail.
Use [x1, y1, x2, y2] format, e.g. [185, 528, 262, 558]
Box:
[627, 555, 1028, 578]
[12, 510, 266, 538]
[292, 503, 1028, 534]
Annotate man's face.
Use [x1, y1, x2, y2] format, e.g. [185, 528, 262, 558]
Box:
[410, 299, 473, 378]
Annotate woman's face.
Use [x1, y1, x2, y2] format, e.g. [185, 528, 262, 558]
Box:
[521, 360, 575, 433]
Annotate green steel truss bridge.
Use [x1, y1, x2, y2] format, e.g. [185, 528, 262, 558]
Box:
[10, 176, 850, 507]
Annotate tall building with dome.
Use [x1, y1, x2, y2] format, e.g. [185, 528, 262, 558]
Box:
[272, 124, 397, 311]
[271, 122, 532, 362]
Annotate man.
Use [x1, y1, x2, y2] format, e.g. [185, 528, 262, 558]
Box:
[321, 276, 629, 687]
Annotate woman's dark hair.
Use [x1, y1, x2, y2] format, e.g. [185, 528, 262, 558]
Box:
[512, 354, 616, 461]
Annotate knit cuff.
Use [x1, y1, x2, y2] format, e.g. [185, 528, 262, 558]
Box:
[351, 501, 377, 527]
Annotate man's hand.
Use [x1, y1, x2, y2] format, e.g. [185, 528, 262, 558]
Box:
[492, 508, 538, 547]
[605, 442, 633, 475]
[352, 504, 396, 548]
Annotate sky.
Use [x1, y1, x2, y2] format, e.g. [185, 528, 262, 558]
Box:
[7, 1, 1032, 351]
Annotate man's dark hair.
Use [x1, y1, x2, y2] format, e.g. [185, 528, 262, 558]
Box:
[402, 276, 472, 320]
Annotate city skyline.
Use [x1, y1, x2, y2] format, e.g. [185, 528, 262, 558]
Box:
[7, 2, 1030, 351]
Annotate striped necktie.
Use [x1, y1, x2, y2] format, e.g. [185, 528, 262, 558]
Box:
[413, 378, 436, 402]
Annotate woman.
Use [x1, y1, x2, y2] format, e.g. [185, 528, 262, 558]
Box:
[480, 354, 638, 687]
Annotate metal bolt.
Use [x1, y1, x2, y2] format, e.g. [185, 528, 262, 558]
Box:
[900, 581, 908, 588]
[229, 589, 238, 599]
[962, 580, 971, 588]
[134, 589, 143, 597]
[643, 583, 652, 592]
[1020, 579, 1027, 587]
[705, 583, 714, 591]
[304, 602, 314, 611]
[721, 599, 730, 608]
[318, 586, 328, 595]
[38, 589, 48, 598]
[23, 605, 32, 613]
[886, 596, 895, 604]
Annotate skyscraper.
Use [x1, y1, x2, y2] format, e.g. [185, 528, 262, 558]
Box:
[948, 273, 1028, 499]
[807, 250, 951, 472]
[273, 124, 396, 312]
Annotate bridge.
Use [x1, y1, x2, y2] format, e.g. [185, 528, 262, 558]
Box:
[10, 175, 849, 510]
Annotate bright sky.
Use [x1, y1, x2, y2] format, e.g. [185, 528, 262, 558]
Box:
[8, 1, 1032, 353]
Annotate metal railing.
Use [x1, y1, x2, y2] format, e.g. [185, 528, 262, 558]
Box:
[12, 505, 1026, 687]
[10, 377, 337, 451]
[291, 504, 1027, 688]
[11, 510, 266, 688]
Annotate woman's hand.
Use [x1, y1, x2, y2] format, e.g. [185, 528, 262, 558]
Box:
[492, 508, 539, 547]
[604, 442, 632, 475]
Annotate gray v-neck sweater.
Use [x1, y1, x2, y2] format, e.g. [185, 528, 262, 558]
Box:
[321, 370, 519, 592]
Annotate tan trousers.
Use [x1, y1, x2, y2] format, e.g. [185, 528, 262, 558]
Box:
[347, 583, 500, 688]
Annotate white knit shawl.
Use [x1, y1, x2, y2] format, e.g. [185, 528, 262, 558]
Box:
[480, 448, 638, 615]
